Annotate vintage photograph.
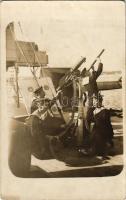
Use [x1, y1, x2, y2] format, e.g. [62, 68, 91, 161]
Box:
[0, 1, 125, 199]
[5, 2, 124, 178]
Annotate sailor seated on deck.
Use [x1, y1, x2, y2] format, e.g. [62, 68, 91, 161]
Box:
[26, 97, 54, 158]
[26, 91, 66, 158]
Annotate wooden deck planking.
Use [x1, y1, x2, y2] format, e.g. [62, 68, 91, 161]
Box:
[31, 155, 123, 173]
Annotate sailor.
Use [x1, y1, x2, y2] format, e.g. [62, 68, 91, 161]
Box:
[26, 97, 54, 158]
[85, 93, 103, 129]
[26, 90, 65, 158]
[88, 61, 103, 107]
[89, 94, 114, 158]
[31, 86, 47, 113]
[83, 61, 103, 142]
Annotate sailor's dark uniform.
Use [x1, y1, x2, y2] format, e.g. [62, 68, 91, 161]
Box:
[25, 109, 51, 158]
[25, 106, 65, 158]
[88, 63, 103, 107]
[31, 98, 38, 114]
[90, 108, 114, 156]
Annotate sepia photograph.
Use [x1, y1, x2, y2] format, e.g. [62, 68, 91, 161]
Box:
[0, 1, 125, 199]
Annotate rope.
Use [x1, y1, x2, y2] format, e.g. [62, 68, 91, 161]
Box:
[18, 21, 66, 123]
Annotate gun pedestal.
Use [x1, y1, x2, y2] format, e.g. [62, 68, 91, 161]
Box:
[76, 77, 86, 147]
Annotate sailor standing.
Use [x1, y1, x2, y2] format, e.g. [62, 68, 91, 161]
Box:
[89, 95, 114, 158]
[88, 61, 103, 107]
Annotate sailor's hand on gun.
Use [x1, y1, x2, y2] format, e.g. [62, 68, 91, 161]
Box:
[88, 49, 105, 72]
[96, 57, 101, 63]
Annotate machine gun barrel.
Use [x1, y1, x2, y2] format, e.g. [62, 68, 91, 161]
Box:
[71, 57, 86, 72]
[57, 57, 86, 91]
[88, 49, 105, 71]
[36, 57, 86, 119]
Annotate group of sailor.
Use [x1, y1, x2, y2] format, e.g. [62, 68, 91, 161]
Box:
[26, 61, 116, 160]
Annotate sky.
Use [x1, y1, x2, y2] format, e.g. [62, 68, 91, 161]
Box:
[1, 1, 125, 71]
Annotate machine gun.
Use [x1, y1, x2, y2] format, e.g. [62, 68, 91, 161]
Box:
[88, 49, 105, 72]
[36, 51, 105, 146]
[35, 57, 86, 123]
[69, 49, 105, 147]
[57, 57, 86, 91]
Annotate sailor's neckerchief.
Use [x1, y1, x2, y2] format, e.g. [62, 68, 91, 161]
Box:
[31, 95, 50, 103]
[93, 106, 105, 116]
[31, 108, 54, 120]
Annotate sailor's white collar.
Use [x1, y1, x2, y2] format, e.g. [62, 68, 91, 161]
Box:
[31, 109, 53, 120]
[93, 107, 105, 115]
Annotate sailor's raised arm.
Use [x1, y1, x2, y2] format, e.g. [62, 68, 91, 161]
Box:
[95, 62, 103, 79]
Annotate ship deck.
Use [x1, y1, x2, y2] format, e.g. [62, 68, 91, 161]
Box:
[8, 101, 123, 178]
[30, 115, 123, 178]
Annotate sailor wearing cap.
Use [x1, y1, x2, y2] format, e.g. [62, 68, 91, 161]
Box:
[31, 86, 46, 114]
[34, 86, 45, 96]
